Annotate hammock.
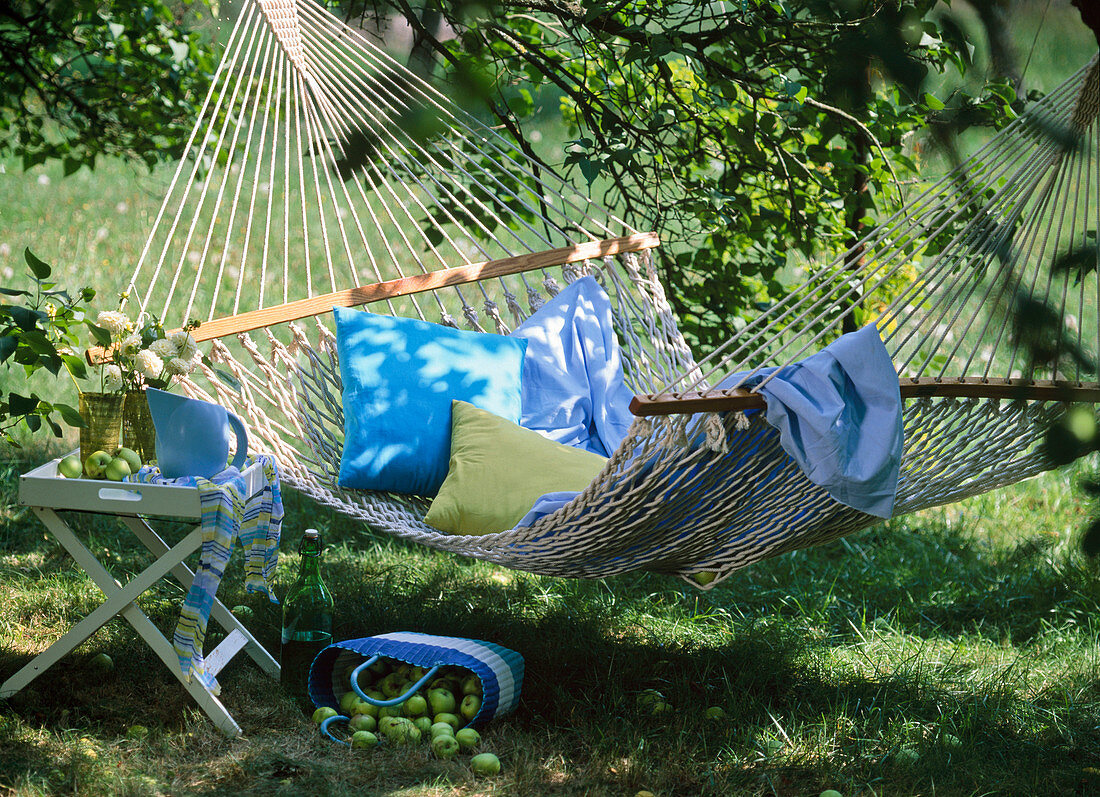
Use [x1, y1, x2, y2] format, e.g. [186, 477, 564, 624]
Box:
[123, 0, 1100, 588]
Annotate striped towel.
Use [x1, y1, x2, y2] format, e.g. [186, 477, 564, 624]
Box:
[128, 454, 283, 692]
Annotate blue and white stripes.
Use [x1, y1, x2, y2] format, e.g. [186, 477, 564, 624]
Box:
[129, 454, 283, 691]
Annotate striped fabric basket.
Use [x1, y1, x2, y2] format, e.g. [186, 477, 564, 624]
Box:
[308, 632, 524, 728]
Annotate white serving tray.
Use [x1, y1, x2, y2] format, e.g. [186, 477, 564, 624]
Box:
[19, 452, 268, 519]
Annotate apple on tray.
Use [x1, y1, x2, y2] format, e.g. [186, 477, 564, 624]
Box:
[57, 455, 84, 479]
[83, 450, 113, 479]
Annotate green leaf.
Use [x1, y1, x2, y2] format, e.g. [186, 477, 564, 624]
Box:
[61, 353, 88, 379]
[55, 402, 87, 428]
[24, 248, 51, 280]
[7, 392, 40, 415]
[211, 366, 242, 393]
[923, 92, 945, 110]
[86, 322, 112, 346]
[0, 336, 15, 363]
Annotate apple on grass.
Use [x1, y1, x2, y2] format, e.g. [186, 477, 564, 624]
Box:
[413, 716, 433, 735]
[470, 753, 501, 776]
[83, 450, 113, 479]
[348, 714, 376, 733]
[350, 730, 379, 749]
[455, 727, 480, 751]
[312, 707, 339, 724]
[432, 733, 460, 759]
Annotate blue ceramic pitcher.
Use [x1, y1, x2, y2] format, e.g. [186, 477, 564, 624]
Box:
[146, 388, 248, 479]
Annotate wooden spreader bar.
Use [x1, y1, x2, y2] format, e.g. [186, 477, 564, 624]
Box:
[190, 232, 660, 342]
[629, 376, 1100, 417]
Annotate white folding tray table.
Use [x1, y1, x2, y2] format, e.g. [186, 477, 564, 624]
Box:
[2, 453, 281, 736]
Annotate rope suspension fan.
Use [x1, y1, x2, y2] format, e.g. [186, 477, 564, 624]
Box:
[123, 0, 1100, 587]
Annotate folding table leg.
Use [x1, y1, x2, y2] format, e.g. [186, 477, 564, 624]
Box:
[2, 508, 244, 737]
[117, 515, 281, 680]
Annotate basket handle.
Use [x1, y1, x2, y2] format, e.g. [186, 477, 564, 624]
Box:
[319, 713, 351, 746]
[349, 657, 443, 706]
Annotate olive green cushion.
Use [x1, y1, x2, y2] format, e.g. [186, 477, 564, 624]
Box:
[425, 400, 608, 535]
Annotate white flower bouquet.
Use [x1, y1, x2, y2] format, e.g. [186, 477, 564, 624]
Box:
[89, 310, 203, 392]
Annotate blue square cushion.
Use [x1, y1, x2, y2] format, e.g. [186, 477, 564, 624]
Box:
[333, 306, 527, 496]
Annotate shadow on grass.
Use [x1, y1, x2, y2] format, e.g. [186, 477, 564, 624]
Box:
[3, 443, 1100, 794]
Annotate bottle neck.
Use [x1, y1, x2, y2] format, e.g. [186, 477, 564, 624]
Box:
[297, 534, 323, 579]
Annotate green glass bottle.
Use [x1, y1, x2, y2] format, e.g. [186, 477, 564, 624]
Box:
[280, 528, 334, 710]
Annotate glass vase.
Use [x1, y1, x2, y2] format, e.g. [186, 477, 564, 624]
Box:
[78, 392, 125, 463]
[122, 389, 157, 465]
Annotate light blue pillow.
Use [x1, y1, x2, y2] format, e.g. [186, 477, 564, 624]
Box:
[334, 306, 527, 496]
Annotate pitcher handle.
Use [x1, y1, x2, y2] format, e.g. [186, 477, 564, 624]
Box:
[227, 411, 248, 470]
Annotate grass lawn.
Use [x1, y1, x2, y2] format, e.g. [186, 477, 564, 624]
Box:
[4, 4, 1100, 794]
[2, 439, 1100, 797]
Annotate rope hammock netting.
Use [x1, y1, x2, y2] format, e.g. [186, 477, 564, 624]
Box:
[122, 0, 1100, 587]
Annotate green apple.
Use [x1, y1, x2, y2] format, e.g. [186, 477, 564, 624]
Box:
[470, 752, 501, 776]
[378, 716, 402, 735]
[368, 658, 389, 676]
[428, 688, 456, 715]
[461, 674, 482, 696]
[339, 691, 360, 715]
[380, 673, 408, 698]
[378, 705, 403, 720]
[386, 721, 421, 746]
[104, 456, 132, 481]
[433, 712, 461, 732]
[350, 730, 379, 749]
[432, 733, 460, 759]
[410, 665, 429, 681]
[460, 694, 481, 722]
[819, 791, 844, 797]
[704, 706, 727, 721]
[83, 450, 112, 479]
[312, 707, 339, 724]
[126, 725, 150, 740]
[763, 739, 784, 756]
[230, 605, 253, 620]
[635, 689, 664, 711]
[58, 455, 84, 479]
[430, 722, 455, 739]
[113, 446, 142, 473]
[455, 727, 480, 751]
[89, 652, 114, 673]
[349, 713, 377, 732]
[404, 694, 428, 717]
[354, 669, 374, 692]
[413, 716, 433, 735]
[351, 698, 379, 718]
[893, 747, 920, 765]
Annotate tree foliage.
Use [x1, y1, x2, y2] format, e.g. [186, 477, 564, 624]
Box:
[343, 0, 1015, 352]
[0, 0, 217, 172]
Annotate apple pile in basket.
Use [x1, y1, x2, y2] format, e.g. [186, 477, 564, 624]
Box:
[313, 657, 502, 774]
